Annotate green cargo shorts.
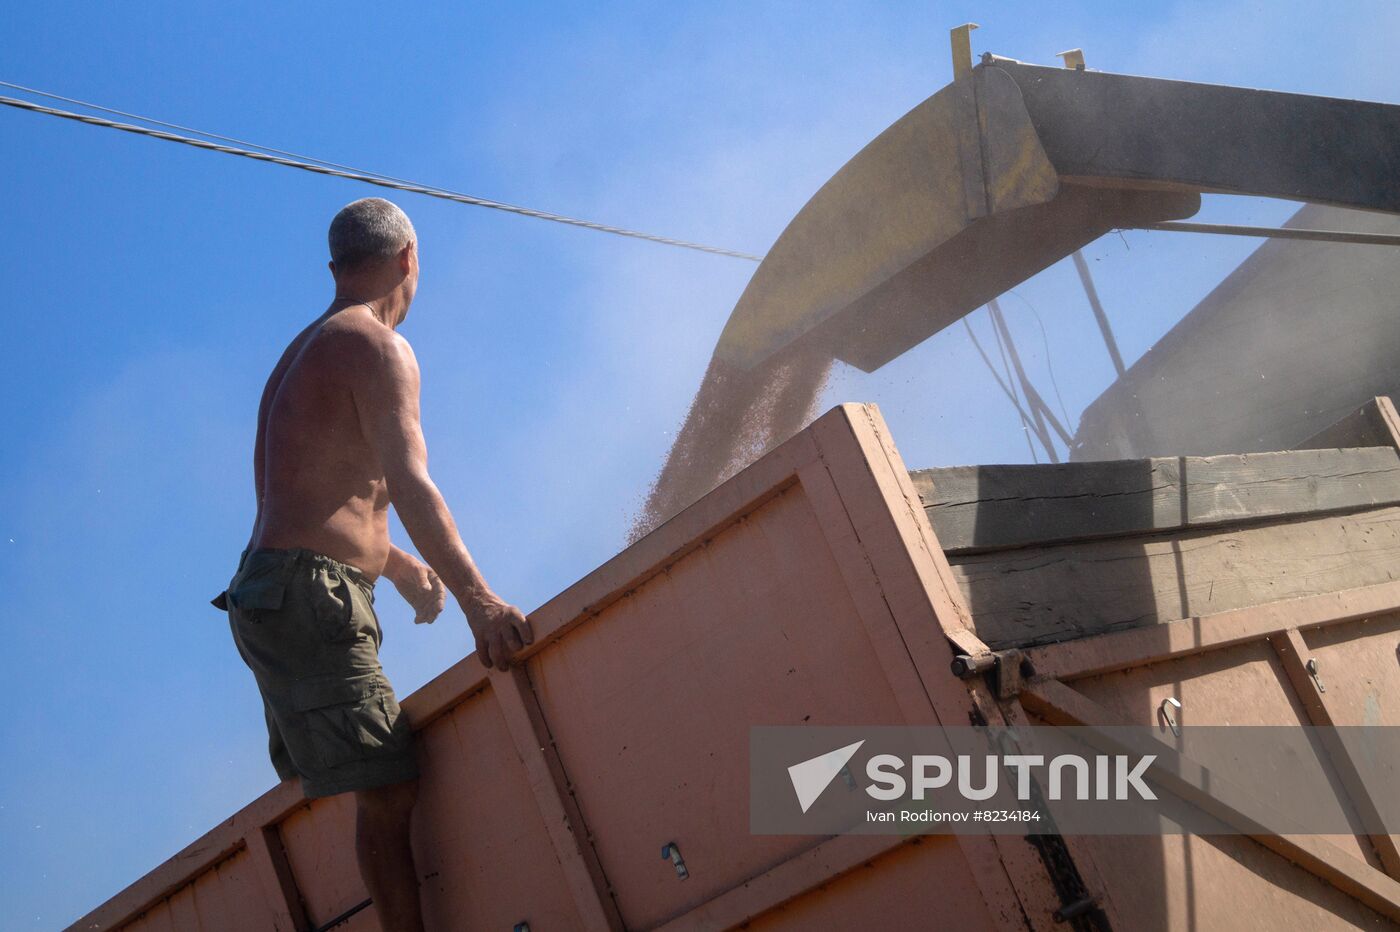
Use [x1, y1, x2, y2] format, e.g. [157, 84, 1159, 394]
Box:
[215, 548, 419, 798]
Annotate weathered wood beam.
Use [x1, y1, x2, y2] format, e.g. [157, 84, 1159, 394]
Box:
[948, 503, 1400, 649]
[913, 446, 1400, 555]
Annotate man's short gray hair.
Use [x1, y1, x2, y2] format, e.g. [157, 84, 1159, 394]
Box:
[328, 198, 416, 270]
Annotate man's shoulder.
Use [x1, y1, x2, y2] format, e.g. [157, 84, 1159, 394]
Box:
[317, 311, 414, 365]
[319, 306, 420, 375]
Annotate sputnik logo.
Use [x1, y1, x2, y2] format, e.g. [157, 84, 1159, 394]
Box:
[788, 740, 864, 813]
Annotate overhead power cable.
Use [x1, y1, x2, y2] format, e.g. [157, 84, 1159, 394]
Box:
[1134, 221, 1400, 247]
[989, 299, 1063, 463]
[1005, 288, 1074, 431]
[0, 79, 400, 181]
[0, 88, 763, 262]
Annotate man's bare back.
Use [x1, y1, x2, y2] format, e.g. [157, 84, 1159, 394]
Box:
[252, 306, 400, 577]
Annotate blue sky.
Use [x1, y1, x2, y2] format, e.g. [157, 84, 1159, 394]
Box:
[2, 2, 1397, 926]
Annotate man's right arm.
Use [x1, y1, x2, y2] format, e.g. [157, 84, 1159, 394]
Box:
[351, 329, 532, 670]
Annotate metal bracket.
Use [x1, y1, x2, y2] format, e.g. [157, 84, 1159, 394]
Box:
[661, 841, 689, 880]
[950, 648, 1032, 700]
[1159, 697, 1182, 737]
[995, 648, 1027, 699]
[1306, 657, 1326, 693]
[1054, 893, 1100, 922]
[1056, 48, 1086, 71]
[950, 23, 979, 80]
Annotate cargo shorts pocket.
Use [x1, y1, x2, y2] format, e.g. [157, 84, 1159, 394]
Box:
[311, 569, 363, 644]
[231, 576, 286, 611]
[290, 674, 409, 770]
[227, 566, 290, 623]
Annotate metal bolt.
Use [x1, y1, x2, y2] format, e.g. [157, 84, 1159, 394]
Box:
[1306, 658, 1326, 693]
[661, 841, 689, 880]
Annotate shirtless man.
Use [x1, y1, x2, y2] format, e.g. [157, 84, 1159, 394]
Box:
[216, 197, 531, 932]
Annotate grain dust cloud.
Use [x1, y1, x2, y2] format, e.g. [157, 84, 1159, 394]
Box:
[631, 341, 833, 540]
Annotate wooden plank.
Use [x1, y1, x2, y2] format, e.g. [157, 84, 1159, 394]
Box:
[1020, 679, 1400, 924]
[950, 504, 1400, 649]
[912, 446, 1400, 555]
[1024, 579, 1400, 682]
[1299, 397, 1400, 451]
[1272, 628, 1400, 879]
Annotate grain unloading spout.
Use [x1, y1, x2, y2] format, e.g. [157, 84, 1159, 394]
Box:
[716, 57, 1400, 374]
[711, 58, 1188, 372]
[638, 47, 1400, 535]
